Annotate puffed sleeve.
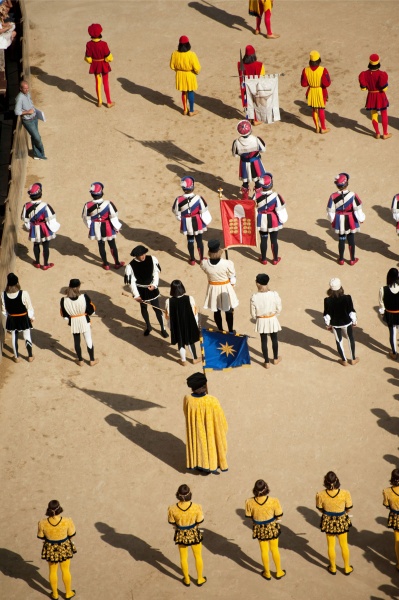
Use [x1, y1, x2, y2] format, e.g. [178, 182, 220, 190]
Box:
[191, 52, 201, 75]
[168, 505, 176, 524]
[245, 498, 253, 518]
[321, 68, 331, 88]
[379, 286, 385, 314]
[170, 51, 176, 71]
[316, 492, 323, 510]
[391, 195, 399, 223]
[250, 294, 257, 320]
[344, 490, 353, 510]
[67, 518, 76, 538]
[37, 520, 45, 539]
[383, 488, 390, 508]
[273, 497, 283, 518]
[274, 292, 282, 315]
[301, 68, 309, 88]
[195, 503, 204, 524]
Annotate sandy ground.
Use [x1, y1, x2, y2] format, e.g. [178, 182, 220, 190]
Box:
[1, 1, 399, 599]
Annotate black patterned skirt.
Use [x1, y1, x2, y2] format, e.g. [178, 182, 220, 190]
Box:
[252, 520, 281, 541]
[174, 525, 203, 546]
[320, 513, 351, 534]
[387, 510, 399, 531]
[41, 538, 77, 563]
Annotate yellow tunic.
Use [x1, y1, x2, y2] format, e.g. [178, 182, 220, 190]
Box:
[383, 486, 399, 530]
[183, 393, 228, 472]
[245, 495, 283, 521]
[304, 66, 325, 108]
[37, 516, 76, 541]
[170, 50, 201, 91]
[168, 501, 204, 546]
[316, 489, 353, 513]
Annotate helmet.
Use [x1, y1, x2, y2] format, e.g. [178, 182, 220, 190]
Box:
[237, 120, 252, 136]
[334, 173, 349, 188]
[260, 173, 273, 190]
[27, 182, 42, 199]
[180, 176, 195, 191]
[90, 182, 104, 197]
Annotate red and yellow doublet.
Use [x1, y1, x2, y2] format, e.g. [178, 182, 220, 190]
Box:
[358, 69, 389, 111]
[301, 65, 331, 108]
[85, 39, 113, 74]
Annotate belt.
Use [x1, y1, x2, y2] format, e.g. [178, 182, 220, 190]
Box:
[386, 309, 399, 314]
[9, 312, 28, 317]
[71, 313, 86, 318]
[92, 58, 105, 62]
[309, 86, 321, 88]
[253, 517, 276, 525]
[323, 510, 346, 517]
[210, 280, 230, 285]
[176, 523, 197, 530]
[258, 314, 276, 318]
[390, 508, 399, 514]
[241, 155, 259, 163]
[336, 212, 352, 215]
[44, 537, 69, 544]
[369, 90, 381, 93]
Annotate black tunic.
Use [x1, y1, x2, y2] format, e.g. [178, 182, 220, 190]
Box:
[383, 286, 399, 326]
[169, 296, 200, 347]
[4, 291, 32, 331]
[129, 256, 160, 302]
[323, 295, 355, 327]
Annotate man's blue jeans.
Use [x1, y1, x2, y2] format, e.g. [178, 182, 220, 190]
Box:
[22, 118, 45, 158]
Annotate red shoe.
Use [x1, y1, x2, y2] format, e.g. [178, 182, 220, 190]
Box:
[102, 264, 110, 271]
[259, 257, 267, 265]
[113, 262, 125, 270]
[32, 262, 41, 269]
[350, 258, 359, 266]
[272, 257, 281, 265]
[188, 259, 196, 266]
[42, 263, 54, 270]
[338, 259, 344, 266]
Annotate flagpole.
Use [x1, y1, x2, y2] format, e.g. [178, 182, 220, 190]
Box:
[239, 48, 248, 120]
[218, 186, 229, 260]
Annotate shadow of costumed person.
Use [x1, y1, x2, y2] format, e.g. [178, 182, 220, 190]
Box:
[37, 500, 77, 600]
[200, 239, 239, 333]
[124, 245, 169, 338]
[1, 273, 35, 363]
[300, 50, 331, 134]
[84, 23, 115, 108]
[245, 479, 286, 580]
[379, 268, 399, 360]
[323, 277, 359, 367]
[382, 468, 399, 571]
[165, 279, 202, 366]
[167, 484, 207, 587]
[184, 372, 228, 475]
[326, 172, 365, 266]
[316, 471, 354, 576]
[170, 35, 201, 117]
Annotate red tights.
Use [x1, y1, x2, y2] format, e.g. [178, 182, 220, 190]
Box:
[256, 8, 272, 35]
[95, 73, 112, 105]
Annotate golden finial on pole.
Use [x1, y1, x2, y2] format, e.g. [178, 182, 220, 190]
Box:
[217, 187, 223, 200]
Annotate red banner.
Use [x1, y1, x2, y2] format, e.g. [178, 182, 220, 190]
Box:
[220, 199, 257, 248]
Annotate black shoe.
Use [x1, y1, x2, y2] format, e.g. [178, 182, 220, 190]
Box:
[144, 327, 152, 336]
[161, 330, 169, 338]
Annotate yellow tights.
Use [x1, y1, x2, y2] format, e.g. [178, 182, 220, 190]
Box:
[178, 543, 206, 585]
[326, 533, 352, 573]
[393, 531, 399, 568]
[48, 560, 75, 599]
[259, 539, 284, 578]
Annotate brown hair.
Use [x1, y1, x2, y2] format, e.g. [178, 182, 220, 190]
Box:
[208, 248, 223, 260]
[5, 283, 21, 294]
[390, 469, 399, 487]
[327, 288, 344, 298]
[323, 471, 340, 490]
[67, 286, 81, 299]
[45, 500, 63, 517]
[176, 484, 192, 502]
[253, 479, 270, 497]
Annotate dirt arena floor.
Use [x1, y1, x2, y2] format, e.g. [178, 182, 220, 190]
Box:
[1, 1, 399, 599]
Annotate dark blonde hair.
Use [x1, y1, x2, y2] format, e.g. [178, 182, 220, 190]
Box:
[6, 283, 21, 294]
[67, 286, 81, 299]
[208, 249, 223, 260]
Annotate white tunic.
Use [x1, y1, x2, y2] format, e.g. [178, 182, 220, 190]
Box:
[250, 290, 282, 333]
[63, 295, 90, 334]
[200, 259, 239, 312]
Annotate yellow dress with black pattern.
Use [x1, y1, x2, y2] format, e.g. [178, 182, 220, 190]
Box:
[245, 495, 282, 540]
[167, 501, 204, 546]
[316, 489, 352, 534]
[37, 516, 77, 563]
[383, 486, 399, 530]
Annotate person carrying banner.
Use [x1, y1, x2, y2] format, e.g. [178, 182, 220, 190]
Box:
[316, 471, 353, 576]
[200, 239, 239, 333]
[254, 173, 287, 265]
[232, 120, 266, 200]
[170, 35, 201, 117]
[165, 279, 201, 366]
[249, 0, 280, 39]
[21, 183, 59, 270]
[82, 182, 125, 271]
[245, 479, 285, 579]
[382, 469, 399, 571]
[124, 245, 169, 338]
[326, 173, 365, 266]
[167, 484, 207, 587]
[184, 372, 228, 474]
[358, 54, 391, 139]
[85, 23, 115, 108]
[238, 45, 265, 125]
[301, 50, 331, 134]
[250, 273, 282, 368]
[1, 273, 35, 363]
[172, 176, 210, 265]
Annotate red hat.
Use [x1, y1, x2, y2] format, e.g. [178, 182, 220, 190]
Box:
[28, 183, 42, 198]
[88, 23, 102, 38]
[334, 173, 349, 188]
[245, 45, 256, 55]
[90, 182, 104, 196]
[260, 173, 273, 190]
[237, 120, 252, 136]
[179, 35, 189, 44]
[180, 176, 195, 190]
[369, 53, 380, 65]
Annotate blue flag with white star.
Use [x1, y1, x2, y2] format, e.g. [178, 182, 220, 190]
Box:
[200, 328, 251, 371]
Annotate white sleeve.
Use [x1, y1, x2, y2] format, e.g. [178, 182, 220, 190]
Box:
[227, 261, 236, 285]
[1, 293, 7, 318]
[172, 198, 181, 220]
[392, 196, 399, 222]
[324, 314, 331, 326]
[152, 256, 160, 288]
[250, 295, 257, 319]
[378, 287, 385, 314]
[274, 292, 282, 315]
[124, 264, 140, 298]
[22, 291, 35, 319]
[109, 201, 122, 230]
[349, 311, 357, 325]
[82, 203, 91, 228]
